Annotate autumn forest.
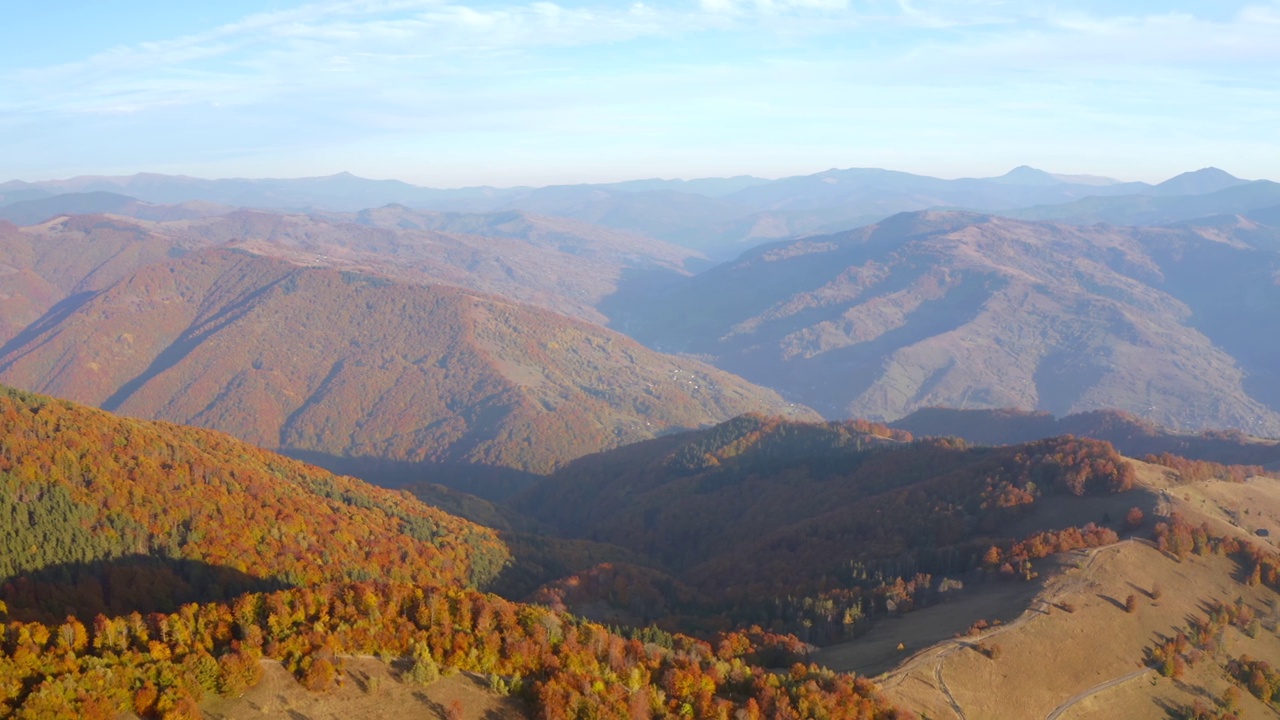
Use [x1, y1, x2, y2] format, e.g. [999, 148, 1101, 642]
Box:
[3, 165, 1280, 719]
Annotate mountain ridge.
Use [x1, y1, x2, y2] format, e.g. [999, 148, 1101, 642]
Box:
[0, 247, 814, 493]
[12, 166, 1269, 259]
[612, 209, 1280, 435]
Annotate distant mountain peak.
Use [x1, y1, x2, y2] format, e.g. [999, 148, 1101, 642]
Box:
[992, 166, 1062, 186]
[1185, 166, 1234, 178]
[1154, 167, 1246, 196]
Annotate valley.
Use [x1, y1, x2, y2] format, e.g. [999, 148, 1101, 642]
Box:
[9, 1, 1280, 715]
[3, 164, 1280, 720]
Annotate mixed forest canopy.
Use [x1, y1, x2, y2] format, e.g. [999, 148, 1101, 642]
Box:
[1, 164, 1280, 718]
[0, 386, 919, 719]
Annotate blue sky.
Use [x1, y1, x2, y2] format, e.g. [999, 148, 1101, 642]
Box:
[3, 0, 1278, 186]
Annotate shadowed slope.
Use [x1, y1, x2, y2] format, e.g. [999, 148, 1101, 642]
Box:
[616, 211, 1280, 435]
[514, 414, 1143, 599]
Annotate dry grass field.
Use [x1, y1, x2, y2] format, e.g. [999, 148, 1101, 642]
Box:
[853, 469, 1280, 720]
[203, 659, 528, 720]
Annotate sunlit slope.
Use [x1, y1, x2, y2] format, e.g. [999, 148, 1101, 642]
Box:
[0, 248, 813, 483]
[0, 384, 508, 620]
[868, 465, 1280, 719]
[618, 210, 1280, 435]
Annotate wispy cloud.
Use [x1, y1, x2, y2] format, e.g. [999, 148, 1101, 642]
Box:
[2, 1, 1278, 183]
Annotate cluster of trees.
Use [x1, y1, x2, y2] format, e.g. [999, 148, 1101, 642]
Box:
[1241, 543, 1280, 589]
[733, 521, 1118, 643]
[737, 574, 936, 646]
[1001, 524, 1120, 565]
[1145, 597, 1256, 682]
[721, 519, 1121, 644]
[1143, 453, 1275, 483]
[1228, 656, 1280, 706]
[0, 580, 912, 719]
[1007, 436, 1137, 496]
[1152, 515, 1280, 592]
[1173, 687, 1245, 720]
[1153, 515, 1231, 562]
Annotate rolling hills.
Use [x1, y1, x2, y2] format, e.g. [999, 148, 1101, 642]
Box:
[0, 247, 811, 493]
[0, 387, 908, 720]
[513, 414, 1144, 603]
[5, 165, 1280, 719]
[0, 191, 231, 227]
[501, 413, 1280, 718]
[0, 206, 701, 328]
[614, 210, 1280, 436]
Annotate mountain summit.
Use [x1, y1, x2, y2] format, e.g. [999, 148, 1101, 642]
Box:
[1152, 167, 1246, 196]
[991, 165, 1062, 186]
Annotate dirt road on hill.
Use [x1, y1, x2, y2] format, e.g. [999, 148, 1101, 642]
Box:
[1044, 667, 1154, 720]
[879, 540, 1147, 720]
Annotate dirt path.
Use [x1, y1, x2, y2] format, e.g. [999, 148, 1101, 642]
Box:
[933, 644, 969, 720]
[879, 540, 1144, 720]
[1043, 668, 1154, 720]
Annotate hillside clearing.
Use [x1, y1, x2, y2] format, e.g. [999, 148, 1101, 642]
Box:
[877, 539, 1279, 719]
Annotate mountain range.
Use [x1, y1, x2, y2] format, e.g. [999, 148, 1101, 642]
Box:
[4, 159, 1280, 718]
[8, 166, 1276, 259]
[5, 167, 1280, 447]
[0, 203, 702, 324]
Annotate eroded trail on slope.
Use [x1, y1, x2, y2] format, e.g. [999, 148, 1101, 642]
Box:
[873, 520, 1280, 720]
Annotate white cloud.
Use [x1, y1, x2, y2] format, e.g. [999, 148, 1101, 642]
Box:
[2, 0, 1277, 183]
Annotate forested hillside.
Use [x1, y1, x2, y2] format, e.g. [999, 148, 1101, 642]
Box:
[0, 388, 910, 719]
[0, 215, 209, 346]
[515, 415, 1141, 605]
[0, 248, 810, 493]
[0, 385, 507, 621]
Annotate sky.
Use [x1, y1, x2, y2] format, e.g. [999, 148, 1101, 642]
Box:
[2, 0, 1278, 187]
